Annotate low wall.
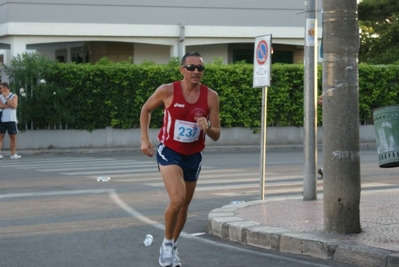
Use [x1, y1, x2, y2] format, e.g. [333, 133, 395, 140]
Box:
[2, 126, 376, 150]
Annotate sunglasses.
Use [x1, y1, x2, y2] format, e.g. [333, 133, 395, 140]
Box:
[182, 64, 205, 72]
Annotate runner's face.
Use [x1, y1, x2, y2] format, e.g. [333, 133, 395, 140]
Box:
[181, 56, 204, 85]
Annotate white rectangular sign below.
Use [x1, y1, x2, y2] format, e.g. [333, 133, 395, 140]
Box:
[253, 34, 272, 88]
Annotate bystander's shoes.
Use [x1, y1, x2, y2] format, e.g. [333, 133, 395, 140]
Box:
[10, 154, 21, 159]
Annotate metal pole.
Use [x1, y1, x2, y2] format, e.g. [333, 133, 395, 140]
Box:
[260, 86, 268, 200]
[303, 0, 318, 200]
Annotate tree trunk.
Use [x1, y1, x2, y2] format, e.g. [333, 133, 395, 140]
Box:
[322, 0, 361, 234]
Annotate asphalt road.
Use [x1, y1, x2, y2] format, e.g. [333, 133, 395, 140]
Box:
[0, 147, 391, 267]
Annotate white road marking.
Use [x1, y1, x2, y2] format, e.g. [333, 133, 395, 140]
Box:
[61, 168, 159, 175]
[40, 162, 155, 172]
[191, 232, 206, 236]
[3, 158, 117, 166]
[145, 175, 304, 187]
[0, 189, 112, 199]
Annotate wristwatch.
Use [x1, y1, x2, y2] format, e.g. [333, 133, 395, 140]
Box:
[207, 120, 212, 129]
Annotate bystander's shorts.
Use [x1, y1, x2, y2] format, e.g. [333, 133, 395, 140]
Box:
[156, 143, 202, 182]
[0, 122, 18, 135]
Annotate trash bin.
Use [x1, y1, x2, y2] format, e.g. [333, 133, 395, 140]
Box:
[373, 104, 399, 168]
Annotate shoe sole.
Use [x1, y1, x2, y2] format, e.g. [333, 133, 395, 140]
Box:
[159, 256, 173, 267]
[158, 261, 173, 267]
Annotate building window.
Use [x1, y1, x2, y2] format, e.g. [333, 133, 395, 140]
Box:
[272, 51, 294, 64]
[56, 56, 65, 62]
[232, 49, 253, 64]
[55, 49, 67, 63]
[71, 47, 88, 63]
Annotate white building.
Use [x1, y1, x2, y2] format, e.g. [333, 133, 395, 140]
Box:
[0, 0, 322, 69]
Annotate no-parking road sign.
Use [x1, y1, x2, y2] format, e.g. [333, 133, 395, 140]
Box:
[253, 34, 272, 88]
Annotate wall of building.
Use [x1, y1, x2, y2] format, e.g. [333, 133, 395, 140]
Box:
[133, 43, 171, 64]
[0, 0, 323, 64]
[0, 0, 322, 27]
[187, 44, 229, 64]
[0, 0, 323, 80]
[89, 42, 134, 63]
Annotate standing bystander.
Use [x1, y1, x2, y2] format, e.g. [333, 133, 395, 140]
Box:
[0, 82, 21, 159]
[140, 52, 221, 267]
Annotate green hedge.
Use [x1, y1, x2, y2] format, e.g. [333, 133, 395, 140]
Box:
[6, 55, 399, 131]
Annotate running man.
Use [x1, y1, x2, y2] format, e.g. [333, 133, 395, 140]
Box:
[140, 51, 221, 267]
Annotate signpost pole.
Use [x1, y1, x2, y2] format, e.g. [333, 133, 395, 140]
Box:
[260, 86, 268, 200]
[253, 34, 272, 200]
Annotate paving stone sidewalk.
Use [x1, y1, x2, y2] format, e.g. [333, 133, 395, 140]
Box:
[208, 188, 399, 267]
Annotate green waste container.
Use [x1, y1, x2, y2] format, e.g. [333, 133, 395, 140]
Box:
[373, 104, 399, 168]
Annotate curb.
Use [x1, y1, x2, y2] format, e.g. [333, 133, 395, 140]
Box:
[208, 201, 399, 267]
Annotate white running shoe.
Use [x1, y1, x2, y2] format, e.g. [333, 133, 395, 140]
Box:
[159, 242, 173, 267]
[173, 245, 181, 267]
[10, 154, 21, 159]
[0, 155, 3, 159]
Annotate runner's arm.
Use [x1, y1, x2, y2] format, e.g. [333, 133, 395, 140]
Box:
[140, 85, 171, 156]
[204, 89, 221, 141]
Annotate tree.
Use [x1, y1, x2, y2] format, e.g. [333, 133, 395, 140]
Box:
[322, 0, 361, 234]
[358, 0, 399, 64]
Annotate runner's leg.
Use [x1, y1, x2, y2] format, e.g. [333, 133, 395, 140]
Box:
[160, 164, 186, 240]
[173, 181, 197, 242]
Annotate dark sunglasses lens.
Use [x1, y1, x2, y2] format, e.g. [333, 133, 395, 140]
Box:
[197, 65, 205, 71]
[184, 65, 205, 72]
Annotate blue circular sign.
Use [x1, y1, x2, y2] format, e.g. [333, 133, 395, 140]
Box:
[256, 40, 268, 65]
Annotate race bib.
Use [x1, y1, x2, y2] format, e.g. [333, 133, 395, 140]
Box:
[174, 119, 200, 143]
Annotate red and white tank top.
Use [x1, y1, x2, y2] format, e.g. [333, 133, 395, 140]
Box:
[158, 81, 210, 155]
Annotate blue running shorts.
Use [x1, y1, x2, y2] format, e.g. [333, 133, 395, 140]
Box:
[156, 143, 203, 182]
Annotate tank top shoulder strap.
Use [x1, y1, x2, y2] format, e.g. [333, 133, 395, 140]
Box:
[173, 80, 182, 98]
[173, 81, 187, 103]
[173, 81, 181, 92]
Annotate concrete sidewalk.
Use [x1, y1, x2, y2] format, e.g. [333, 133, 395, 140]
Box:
[208, 189, 399, 267]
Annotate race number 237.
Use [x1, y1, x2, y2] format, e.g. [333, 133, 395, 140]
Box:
[174, 120, 200, 143]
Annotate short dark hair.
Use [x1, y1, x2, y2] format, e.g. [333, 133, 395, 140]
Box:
[0, 82, 9, 89]
[181, 52, 202, 65]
